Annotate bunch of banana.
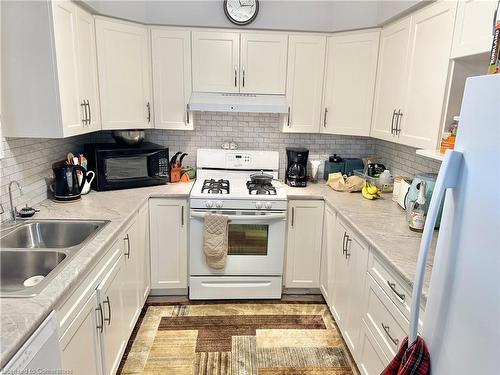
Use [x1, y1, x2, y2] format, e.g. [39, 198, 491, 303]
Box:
[362, 182, 381, 200]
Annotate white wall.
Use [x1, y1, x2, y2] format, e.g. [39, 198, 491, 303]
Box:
[83, 0, 426, 32]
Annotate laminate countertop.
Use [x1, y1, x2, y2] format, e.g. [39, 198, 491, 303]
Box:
[283, 182, 436, 305]
[0, 182, 194, 368]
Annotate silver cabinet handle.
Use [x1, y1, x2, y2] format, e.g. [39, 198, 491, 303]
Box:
[186, 104, 190, 125]
[81, 101, 88, 125]
[181, 205, 184, 227]
[146, 102, 151, 123]
[96, 303, 104, 333]
[103, 296, 111, 325]
[391, 110, 397, 135]
[395, 109, 402, 135]
[382, 323, 399, 347]
[342, 231, 348, 254]
[387, 281, 406, 302]
[287, 107, 291, 127]
[291, 207, 295, 227]
[124, 234, 130, 259]
[234, 66, 238, 87]
[87, 100, 91, 125]
[242, 65, 245, 87]
[323, 108, 328, 127]
[345, 236, 352, 259]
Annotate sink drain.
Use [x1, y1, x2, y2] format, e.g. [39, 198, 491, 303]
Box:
[23, 275, 45, 287]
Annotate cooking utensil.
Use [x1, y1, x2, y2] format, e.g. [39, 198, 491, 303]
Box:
[249, 171, 273, 184]
[111, 130, 145, 146]
[67, 153, 75, 165]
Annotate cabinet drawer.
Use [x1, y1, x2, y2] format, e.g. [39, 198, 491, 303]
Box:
[358, 319, 389, 375]
[368, 252, 414, 320]
[364, 273, 408, 359]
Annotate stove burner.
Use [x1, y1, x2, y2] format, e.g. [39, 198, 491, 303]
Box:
[246, 181, 277, 195]
[202, 179, 230, 194]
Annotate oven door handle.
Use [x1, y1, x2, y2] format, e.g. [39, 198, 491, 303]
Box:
[190, 211, 287, 222]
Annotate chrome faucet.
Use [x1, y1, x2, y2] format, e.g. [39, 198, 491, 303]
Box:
[8, 180, 23, 222]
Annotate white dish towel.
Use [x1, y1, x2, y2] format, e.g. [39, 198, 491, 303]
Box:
[203, 213, 229, 269]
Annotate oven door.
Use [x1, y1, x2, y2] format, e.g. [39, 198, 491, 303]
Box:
[190, 209, 286, 275]
[96, 149, 169, 190]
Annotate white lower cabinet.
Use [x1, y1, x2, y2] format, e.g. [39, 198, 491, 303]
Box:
[357, 320, 389, 375]
[285, 200, 324, 288]
[319, 204, 335, 302]
[121, 217, 142, 333]
[329, 216, 369, 356]
[137, 201, 151, 304]
[149, 198, 188, 291]
[59, 290, 103, 375]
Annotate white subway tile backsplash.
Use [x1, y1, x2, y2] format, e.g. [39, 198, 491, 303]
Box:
[1, 113, 441, 222]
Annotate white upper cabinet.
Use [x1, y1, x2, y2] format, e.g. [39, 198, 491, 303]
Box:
[2, 1, 100, 138]
[152, 28, 193, 130]
[75, 7, 101, 133]
[52, 1, 81, 136]
[192, 31, 240, 93]
[451, 0, 498, 58]
[371, 1, 457, 149]
[240, 33, 288, 94]
[191, 30, 287, 94]
[370, 17, 411, 142]
[321, 30, 379, 136]
[284, 35, 327, 133]
[397, 1, 457, 150]
[95, 17, 152, 130]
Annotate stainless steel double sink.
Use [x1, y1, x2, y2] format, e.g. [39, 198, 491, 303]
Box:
[0, 220, 109, 298]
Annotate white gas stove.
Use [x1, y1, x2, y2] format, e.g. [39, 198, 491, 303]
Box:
[190, 149, 287, 210]
[189, 149, 287, 300]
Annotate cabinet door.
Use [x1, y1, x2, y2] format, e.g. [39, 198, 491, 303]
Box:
[329, 218, 351, 328]
[192, 31, 239, 93]
[357, 321, 389, 375]
[137, 201, 151, 304]
[52, 1, 83, 136]
[397, 1, 457, 149]
[60, 291, 103, 375]
[320, 204, 335, 303]
[98, 256, 126, 375]
[121, 217, 141, 333]
[240, 32, 288, 94]
[370, 17, 411, 142]
[451, 0, 498, 58]
[75, 6, 101, 133]
[149, 199, 188, 290]
[152, 29, 193, 130]
[285, 200, 324, 288]
[284, 35, 326, 133]
[343, 228, 369, 357]
[321, 31, 379, 136]
[95, 18, 152, 129]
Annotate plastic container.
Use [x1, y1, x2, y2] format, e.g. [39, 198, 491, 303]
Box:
[378, 170, 394, 193]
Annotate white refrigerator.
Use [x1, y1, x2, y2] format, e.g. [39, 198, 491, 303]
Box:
[408, 74, 500, 373]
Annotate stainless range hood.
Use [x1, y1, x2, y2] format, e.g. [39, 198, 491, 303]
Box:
[188, 92, 288, 114]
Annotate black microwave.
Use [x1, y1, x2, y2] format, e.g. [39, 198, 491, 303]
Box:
[84, 142, 169, 191]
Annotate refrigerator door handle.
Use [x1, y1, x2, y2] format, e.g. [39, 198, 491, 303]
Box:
[408, 150, 463, 346]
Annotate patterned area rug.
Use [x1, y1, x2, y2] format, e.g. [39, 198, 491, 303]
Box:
[119, 301, 358, 375]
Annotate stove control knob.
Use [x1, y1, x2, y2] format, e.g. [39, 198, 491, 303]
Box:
[215, 201, 223, 208]
[206, 201, 214, 208]
[265, 202, 273, 210]
[255, 201, 263, 209]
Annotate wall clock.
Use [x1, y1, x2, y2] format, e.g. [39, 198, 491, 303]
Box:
[223, 0, 259, 26]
